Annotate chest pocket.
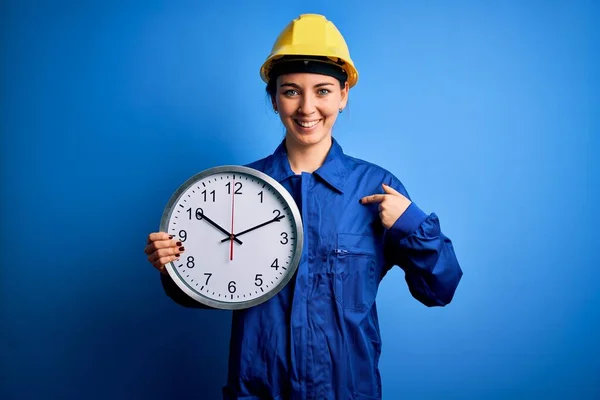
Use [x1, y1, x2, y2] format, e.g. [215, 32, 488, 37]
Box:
[333, 233, 379, 310]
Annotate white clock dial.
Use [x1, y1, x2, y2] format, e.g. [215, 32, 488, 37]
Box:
[160, 166, 303, 310]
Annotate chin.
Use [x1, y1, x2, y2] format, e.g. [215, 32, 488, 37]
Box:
[287, 127, 331, 148]
[293, 133, 329, 147]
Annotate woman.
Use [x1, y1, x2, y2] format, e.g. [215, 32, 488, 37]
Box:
[145, 14, 462, 400]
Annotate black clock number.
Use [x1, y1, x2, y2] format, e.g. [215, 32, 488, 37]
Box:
[271, 258, 279, 270]
[187, 256, 195, 268]
[226, 181, 243, 194]
[187, 207, 204, 220]
[273, 209, 281, 219]
[202, 190, 215, 202]
[255, 274, 263, 287]
[179, 230, 187, 242]
[228, 281, 237, 293]
[204, 273, 212, 285]
[280, 232, 288, 245]
[258, 191, 263, 203]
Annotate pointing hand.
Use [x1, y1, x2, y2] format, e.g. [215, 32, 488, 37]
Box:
[359, 184, 411, 229]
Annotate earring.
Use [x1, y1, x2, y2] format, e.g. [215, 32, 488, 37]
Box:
[339, 108, 343, 113]
[274, 110, 278, 114]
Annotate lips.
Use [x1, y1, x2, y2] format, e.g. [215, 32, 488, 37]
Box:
[294, 119, 321, 129]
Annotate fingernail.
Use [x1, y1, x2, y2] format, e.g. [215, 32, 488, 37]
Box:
[175, 253, 180, 258]
[169, 235, 174, 239]
[179, 246, 185, 251]
[176, 241, 182, 246]
[358, 198, 363, 204]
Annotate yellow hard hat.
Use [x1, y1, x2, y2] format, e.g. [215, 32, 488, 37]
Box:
[260, 14, 359, 88]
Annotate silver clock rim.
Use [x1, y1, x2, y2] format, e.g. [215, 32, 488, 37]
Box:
[159, 165, 304, 310]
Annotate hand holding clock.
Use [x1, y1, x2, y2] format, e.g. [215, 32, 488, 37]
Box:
[145, 232, 185, 274]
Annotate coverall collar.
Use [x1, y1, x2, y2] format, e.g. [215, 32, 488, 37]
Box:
[268, 137, 346, 193]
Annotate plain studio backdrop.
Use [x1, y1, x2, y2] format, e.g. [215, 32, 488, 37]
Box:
[1, 1, 598, 399]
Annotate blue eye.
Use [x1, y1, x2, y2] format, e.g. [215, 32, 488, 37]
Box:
[284, 89, 299, 96]
[317, 89, 330, 95]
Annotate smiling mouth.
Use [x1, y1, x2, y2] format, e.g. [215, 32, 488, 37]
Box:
[294, 119, 321, 128]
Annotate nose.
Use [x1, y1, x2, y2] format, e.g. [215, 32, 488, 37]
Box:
[298, 92, 316, 115]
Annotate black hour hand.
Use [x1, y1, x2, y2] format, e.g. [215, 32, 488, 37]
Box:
[198, 211, 243, 245]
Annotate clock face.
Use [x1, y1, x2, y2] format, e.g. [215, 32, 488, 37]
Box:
[160, 165, 303, 310]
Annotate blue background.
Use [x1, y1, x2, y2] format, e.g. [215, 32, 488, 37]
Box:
[1, 1, 598, 399]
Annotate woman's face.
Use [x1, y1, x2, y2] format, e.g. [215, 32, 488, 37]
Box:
[273, 72, 348, 148]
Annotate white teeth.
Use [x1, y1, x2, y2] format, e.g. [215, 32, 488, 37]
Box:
[296, 120, 319, 128]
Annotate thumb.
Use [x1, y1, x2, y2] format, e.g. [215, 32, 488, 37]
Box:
[382, 183, 401, 196]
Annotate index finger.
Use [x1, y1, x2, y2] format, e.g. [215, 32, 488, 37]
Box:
[147, 232, 173, 244]
[360, 194, 387, 204]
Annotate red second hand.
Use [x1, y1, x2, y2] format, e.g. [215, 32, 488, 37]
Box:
[230, 175, 235, 261]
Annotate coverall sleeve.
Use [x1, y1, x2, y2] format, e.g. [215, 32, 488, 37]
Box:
[383, 176, 463, 307]
[160, 273, 212, 309]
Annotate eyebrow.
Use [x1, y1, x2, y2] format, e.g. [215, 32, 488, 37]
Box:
[279, 82, 335, 88]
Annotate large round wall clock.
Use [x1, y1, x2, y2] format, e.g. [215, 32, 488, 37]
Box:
[159, 165, 303, 310]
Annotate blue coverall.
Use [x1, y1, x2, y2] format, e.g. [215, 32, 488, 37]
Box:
[161, 138, 463, 400]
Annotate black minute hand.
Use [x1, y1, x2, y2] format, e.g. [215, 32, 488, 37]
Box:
[199, 212, 243, 245]
[220, 214, 285, 243]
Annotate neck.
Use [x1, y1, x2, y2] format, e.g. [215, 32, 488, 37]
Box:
[285, 135, 332, 174]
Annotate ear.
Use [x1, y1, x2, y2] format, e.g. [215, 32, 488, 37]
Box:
[340, 81, 350, 109]
[271, 95, 278, 113]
